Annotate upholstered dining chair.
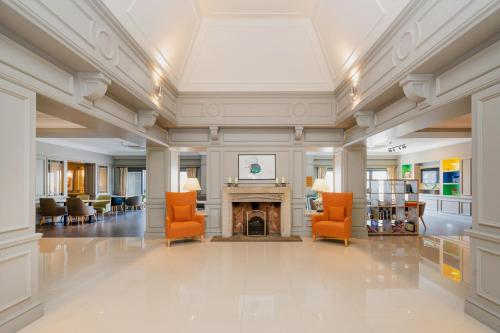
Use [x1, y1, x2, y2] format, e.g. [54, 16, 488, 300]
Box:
[93, 194, 111, 220]
[76, 194, 90, 200]
[39, 198, 66, 225]
[311, 192, 353, 246]
[111, 196, 125, 214]
[165, 192, 204, 246]
[125, 196, 142, 211]
[67, 197, 96, 225]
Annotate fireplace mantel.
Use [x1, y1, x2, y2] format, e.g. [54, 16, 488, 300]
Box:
[222, 186, 291, 237]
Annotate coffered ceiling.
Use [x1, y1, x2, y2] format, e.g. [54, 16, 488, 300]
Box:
[102, 0, 409, 91]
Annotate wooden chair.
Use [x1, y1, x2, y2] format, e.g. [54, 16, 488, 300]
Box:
[311, 192, 353, 246]
[165, 192, 204, 246]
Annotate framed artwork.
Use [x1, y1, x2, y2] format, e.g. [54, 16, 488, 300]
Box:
[238, 154, 276, 180]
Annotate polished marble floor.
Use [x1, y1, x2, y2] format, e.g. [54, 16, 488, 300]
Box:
[21, 236, 491, 333]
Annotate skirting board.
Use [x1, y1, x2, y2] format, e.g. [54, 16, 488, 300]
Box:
[465, 299, 500, 332]
[0, 302, 43, 333]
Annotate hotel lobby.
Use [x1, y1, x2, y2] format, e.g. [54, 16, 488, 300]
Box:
[1, 0, 500, 332]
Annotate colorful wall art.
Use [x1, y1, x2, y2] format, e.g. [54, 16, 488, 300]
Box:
[238, 154, 276, 180]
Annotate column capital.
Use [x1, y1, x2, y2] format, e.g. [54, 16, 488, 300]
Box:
[138, 109, 159, 129]
[76, 72, 111, 102]
[400, 74, 434, 108]
[209, 126, 220, 141]
[353, 110, 374, 131]
[294, 125, 304, 141]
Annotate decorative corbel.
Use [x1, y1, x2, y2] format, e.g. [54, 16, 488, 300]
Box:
[76, 72, 111, 102]
[354, 110, 374, 131]
[209, 126, 219, 141]
[294, 126, 304, 141]
[138, 109, 159, 129]
[399, 74, 434, 108]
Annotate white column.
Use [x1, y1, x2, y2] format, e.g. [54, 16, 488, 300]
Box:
[334, 145, 368, 238]
[0, 78, 43, 330]
[145, 146, 171, 237]
[465, 83, 500, 330]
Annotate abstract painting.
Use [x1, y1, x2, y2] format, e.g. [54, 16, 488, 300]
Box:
[238, 154, 276, 180]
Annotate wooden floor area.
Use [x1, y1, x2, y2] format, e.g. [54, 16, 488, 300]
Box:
[36, 210, 145, 238]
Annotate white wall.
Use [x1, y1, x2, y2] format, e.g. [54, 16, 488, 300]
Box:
[35, 141, 114, 198]
[398, 142, 472, 165]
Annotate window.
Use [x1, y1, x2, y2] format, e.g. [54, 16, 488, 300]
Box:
[367, 168, 389, 181]
[325, 169, 334, 192]
[179, 170, 188, 192]
[127, 171, 144, 196]
[47, 160, 63, 196]
[98, 166, 108, 193]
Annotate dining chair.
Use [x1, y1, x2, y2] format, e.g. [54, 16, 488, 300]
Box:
[39, 198, 66, 225]
[67, 197, 96, 224]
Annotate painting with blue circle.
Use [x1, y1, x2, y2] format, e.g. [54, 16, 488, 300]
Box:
[238, 154, 276, 180]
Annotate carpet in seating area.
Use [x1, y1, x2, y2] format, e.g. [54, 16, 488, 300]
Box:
[211, 235, 302, 242]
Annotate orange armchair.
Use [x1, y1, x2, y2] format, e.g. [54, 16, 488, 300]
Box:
[165, 192, 205, 246]
[311, 192, 353, 246]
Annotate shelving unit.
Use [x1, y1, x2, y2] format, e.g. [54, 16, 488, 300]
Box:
[366, 179, 419, 236]
[441, 158, 461, 196]
[401, 164, 413, 179]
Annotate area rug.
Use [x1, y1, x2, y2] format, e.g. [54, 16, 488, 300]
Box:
[211, 235, 302, 242]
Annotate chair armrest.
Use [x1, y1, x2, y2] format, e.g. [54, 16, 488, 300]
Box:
[311, 212, 327, 224]
[165, 216, 171, 236]
[194, 213, 205, 228]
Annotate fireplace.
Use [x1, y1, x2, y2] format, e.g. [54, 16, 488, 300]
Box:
[232, 202, 281, 236]
[222, 186, 291, 237]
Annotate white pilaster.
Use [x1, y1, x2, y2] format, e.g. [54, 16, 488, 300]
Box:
[334, 145, 368, 238]
[145, 146, 171, 238]
[465, 83, 500, 331]
[0, 78, 43, 331]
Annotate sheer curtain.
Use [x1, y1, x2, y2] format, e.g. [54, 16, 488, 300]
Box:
[317, 167, 327, 179]
[387, 166, 396, 180]
[118, 167, 128, 196]
[186, 167, 197, 178]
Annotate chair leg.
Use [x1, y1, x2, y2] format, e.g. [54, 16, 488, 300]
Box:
[40, 216, 45, 226]
[344, 239, 349, 247]
[420, 217, 427, 230]
[200, 235, 205, 241]
[167, 239, 171, 247]
[312, 234, 316, 241]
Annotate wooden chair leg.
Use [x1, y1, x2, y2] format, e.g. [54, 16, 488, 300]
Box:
[312, 234, 316, 241]
[40, 216, 45, 226]
[167, 239, 171, 247]
[200, 235, 205, 241]
[344, 239, 349, 247]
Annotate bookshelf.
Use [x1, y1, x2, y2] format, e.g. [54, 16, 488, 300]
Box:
[366, 179, 419, 235]
[441, 158, 461, 196]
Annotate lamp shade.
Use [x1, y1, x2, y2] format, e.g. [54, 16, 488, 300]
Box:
[312, 178, 330, 192]
[183, 177, 201, 191]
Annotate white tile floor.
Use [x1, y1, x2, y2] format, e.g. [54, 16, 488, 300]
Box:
[21, 236, 492, 333]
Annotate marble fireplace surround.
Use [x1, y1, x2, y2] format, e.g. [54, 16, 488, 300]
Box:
[222, 186, 291, 237]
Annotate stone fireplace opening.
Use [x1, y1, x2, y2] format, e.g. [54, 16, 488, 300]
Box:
[232, 202, 281, 236]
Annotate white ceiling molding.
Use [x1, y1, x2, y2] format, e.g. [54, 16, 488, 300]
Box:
[400, 74, 434, 109]
[76, 72, 111, 103]
[137, 109, 160, 129]
[195, 0, 317, 17]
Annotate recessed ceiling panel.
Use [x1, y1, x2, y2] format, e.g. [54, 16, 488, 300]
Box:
[180, 19, 333, 91]
[197, 0, 318, 17]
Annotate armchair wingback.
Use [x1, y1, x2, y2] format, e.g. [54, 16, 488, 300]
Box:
[311, 192, 353, 246]
[165, 192, 204, 246]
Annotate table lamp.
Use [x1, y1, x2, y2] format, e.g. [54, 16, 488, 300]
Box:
[312, 178, 330, 212]
[183, 178, 201, 192]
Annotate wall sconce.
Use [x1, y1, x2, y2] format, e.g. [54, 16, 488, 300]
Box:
[350, 84, 358, 99]
[154, 85, 162, 100]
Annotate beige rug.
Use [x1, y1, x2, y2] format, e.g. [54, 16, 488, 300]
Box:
[211, 235, 302, 242]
